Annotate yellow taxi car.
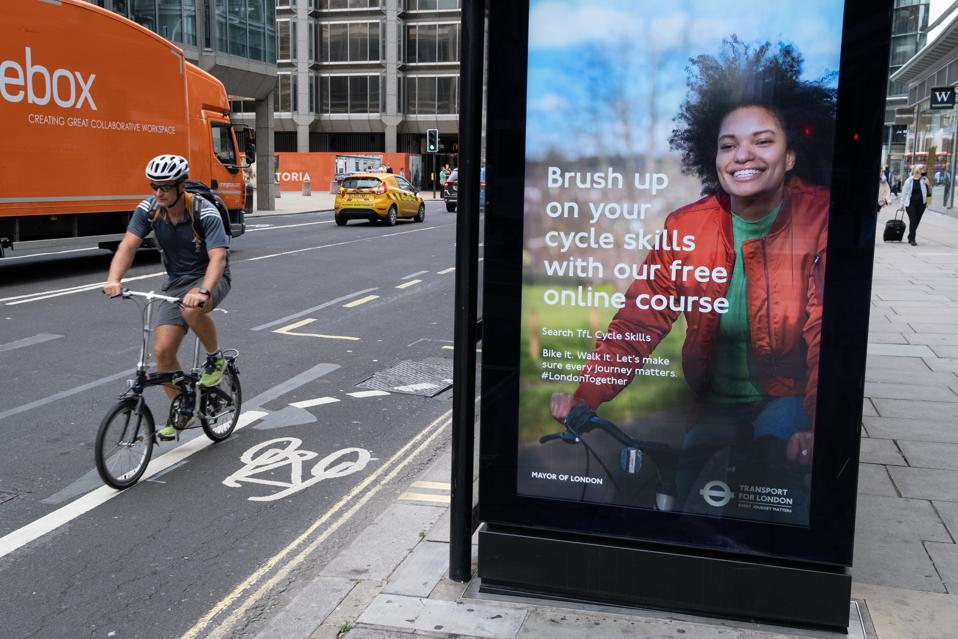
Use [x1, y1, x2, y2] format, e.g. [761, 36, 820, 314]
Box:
[334, 173, 426, 226]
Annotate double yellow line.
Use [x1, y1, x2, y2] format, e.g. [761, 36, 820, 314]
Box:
[181, 409, 452, 639]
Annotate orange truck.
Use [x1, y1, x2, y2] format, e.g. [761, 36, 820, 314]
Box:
[0, 0, 253, 258]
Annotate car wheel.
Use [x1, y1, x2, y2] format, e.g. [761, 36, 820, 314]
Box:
[385, 205, 397, 226]
[446, 202, 457, 213]
[414, 204, 425, 223]
[335, 214, 347, 226]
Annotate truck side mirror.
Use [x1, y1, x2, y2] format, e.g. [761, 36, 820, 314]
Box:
[243, 128, 256, 165]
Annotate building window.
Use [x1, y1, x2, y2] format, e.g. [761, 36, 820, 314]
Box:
[320, 75, 382, 113]
[276, 73, 297, 112]
[405, 76, 457, 114]
[321, 21, 382, 62]
[277, 19, 295, 61]
[405, 0, 460, 10]
[319, 0, 381, 9]
[405, 22, 458, 63]
[213, 0, 274, 62]
[309, 72, 320, 112]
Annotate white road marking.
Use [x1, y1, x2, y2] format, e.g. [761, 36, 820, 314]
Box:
[184, 411, 451, 639]
[347, 390, 390, 398]
[0, 410, 268, 560]
[395, 279, 421, 289]
[273, 318, 360, 341]
[437, 267, 455, 274]
[290, 397, 340, 409]
[0, 247, 100, 261]
[393, 382, 437, 392]
[251, 288, 378, 332]
[442, 345, 454, 350]
[343, 294, 379, 308]
[4, 271, 165, 306]
[5, 222, 447, 306]
[0, 333, 63, 353]
[246, 220, 333, 232]
[401, 270, 428, 279]
[223, 437, 372, 502]
[247, 225, 440, 262]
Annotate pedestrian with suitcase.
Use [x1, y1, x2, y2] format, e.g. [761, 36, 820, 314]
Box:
[900, 165, 930, 246]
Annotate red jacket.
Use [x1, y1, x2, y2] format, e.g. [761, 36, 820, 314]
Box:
[574, 178, 828, 426]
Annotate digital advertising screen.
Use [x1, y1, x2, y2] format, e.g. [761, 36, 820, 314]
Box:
[513, 0, 848, 528]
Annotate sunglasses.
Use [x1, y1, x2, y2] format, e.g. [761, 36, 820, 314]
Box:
[149, 183, 177, 193]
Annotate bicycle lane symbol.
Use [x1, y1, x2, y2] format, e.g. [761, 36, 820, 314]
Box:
[223, 437, 373, 502]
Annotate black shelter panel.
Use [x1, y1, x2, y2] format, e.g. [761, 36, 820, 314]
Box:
[478, 0, 892, 626]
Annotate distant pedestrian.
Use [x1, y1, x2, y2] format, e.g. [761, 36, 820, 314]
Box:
[439, 166, 448, 185]
[900, 165, 930, 246]
[877, 168, 891, 213]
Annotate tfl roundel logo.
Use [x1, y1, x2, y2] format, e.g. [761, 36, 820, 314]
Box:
[699, 480, 734, 508]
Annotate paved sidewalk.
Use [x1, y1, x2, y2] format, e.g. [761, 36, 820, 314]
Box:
[255, 205, 958, 639]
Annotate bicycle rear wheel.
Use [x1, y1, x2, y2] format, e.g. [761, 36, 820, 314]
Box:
[200, 364, 242, 442]
[95, 399, 155, 489]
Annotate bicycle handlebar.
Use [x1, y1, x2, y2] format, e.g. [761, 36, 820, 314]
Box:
[542, 405, 678, 456]
[111, 287, 227, 312]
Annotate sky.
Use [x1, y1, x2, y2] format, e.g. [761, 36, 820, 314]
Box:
[525, 0, 847, 160]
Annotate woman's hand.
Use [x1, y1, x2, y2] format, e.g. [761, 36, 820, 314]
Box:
[550, 393, 587, 424]
[786, 431, 814, 466]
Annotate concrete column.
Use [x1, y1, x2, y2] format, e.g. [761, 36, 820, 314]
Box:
[383, 0, 401, 152]
[256, 93, 277, 211]
[292, 0, 312, 152]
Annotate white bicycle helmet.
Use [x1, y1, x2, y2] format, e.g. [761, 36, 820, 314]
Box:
[145, 154, 189, 182]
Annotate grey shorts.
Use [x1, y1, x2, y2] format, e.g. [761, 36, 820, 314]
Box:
[157, 276, 231, 329]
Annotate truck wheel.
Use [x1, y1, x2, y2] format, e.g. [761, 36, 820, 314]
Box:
[335, 214, 347, 226]
[445, 202, 456, 213]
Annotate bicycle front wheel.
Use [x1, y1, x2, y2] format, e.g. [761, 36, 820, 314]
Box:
[95, 399, 155, 489]
[200, 364, 242, 442]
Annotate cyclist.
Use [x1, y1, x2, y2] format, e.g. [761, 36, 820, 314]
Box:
[103, 154, 231, 440]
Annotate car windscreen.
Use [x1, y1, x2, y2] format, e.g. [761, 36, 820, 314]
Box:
[341, 177, 382, 189]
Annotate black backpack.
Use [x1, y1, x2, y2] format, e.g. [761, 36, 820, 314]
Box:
[147, 180, 232, 241]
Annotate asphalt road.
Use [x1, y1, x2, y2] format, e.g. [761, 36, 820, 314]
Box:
[0, 202, 467, 638]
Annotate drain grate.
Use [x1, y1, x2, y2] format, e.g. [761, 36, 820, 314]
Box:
[358, 357, 453, 397]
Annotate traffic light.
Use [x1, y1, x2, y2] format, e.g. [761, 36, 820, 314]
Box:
[426, 128, 439, 153]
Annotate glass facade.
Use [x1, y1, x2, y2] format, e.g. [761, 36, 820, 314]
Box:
[277, 18, 295, 61]
[319, 0, 381, 9]
[209, 0, 275, 62]
[405, 22, 458, 63]
[320, 74, 382, 113]
[405, 0, 459, 10]
[405, 75, 457, 114]
[910, 108, 958, 208]
[888, 1, 929, 96]
[276, 72, 297, 111]
[319, 21, 383, 63]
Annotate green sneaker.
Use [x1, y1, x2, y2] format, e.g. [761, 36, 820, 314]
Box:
[199, 355, 227, 387]
[157, 425, 177, 441]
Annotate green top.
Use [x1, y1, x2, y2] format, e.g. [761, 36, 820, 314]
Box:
[707, 206, 780, 403]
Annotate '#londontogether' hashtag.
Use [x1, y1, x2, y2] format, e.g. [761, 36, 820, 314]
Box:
[542, 371, 548, 380]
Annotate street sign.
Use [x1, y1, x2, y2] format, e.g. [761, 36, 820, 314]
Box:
[930, 86, 955, 109]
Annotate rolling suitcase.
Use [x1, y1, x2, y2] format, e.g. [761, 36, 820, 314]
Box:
[884, 207, 906, 242]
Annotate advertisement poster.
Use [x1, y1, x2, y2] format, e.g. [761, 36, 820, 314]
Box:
[516, 0, 845, 527]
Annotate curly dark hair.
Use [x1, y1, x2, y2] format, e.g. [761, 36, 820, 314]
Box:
[669, 37, 837, 193]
